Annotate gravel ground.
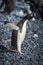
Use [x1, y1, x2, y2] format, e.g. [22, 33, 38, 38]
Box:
[0, 0, 43, 65]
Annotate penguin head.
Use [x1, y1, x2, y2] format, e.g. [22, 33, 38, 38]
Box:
[23, 13, 34, 20]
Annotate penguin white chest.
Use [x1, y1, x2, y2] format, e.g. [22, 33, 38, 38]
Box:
[17, 19, 28, 53]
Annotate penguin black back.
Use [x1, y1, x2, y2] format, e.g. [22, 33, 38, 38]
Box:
[17, 15, 28, 32]
[17, 14, 33, 32]
[11, 30, 18, 50]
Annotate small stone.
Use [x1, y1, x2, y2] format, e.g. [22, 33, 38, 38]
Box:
[19, 10, 24, 16]
[32, 17, 35, 21]
[33, 34, 38, 38]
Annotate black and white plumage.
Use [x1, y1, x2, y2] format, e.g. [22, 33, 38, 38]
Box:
[4, 14, 33, 54]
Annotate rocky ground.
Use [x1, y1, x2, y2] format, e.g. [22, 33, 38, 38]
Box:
[0, 0, 43, 65]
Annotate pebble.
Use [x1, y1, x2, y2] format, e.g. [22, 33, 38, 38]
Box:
[33, 34, 38, 38]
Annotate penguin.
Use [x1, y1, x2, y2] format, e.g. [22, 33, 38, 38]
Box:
[0, 0, 15, 14]
[4, 14, 33, 54]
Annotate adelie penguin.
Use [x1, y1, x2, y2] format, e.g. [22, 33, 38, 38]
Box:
[0, 0, 15, 14]
[4, 14, 33, 54]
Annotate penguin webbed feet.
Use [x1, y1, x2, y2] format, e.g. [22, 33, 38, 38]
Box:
[17, 50, 24, 55]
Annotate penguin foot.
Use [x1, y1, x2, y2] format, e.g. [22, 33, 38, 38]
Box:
[19, 52, 24, 55]
[18, 51, 24, 55]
